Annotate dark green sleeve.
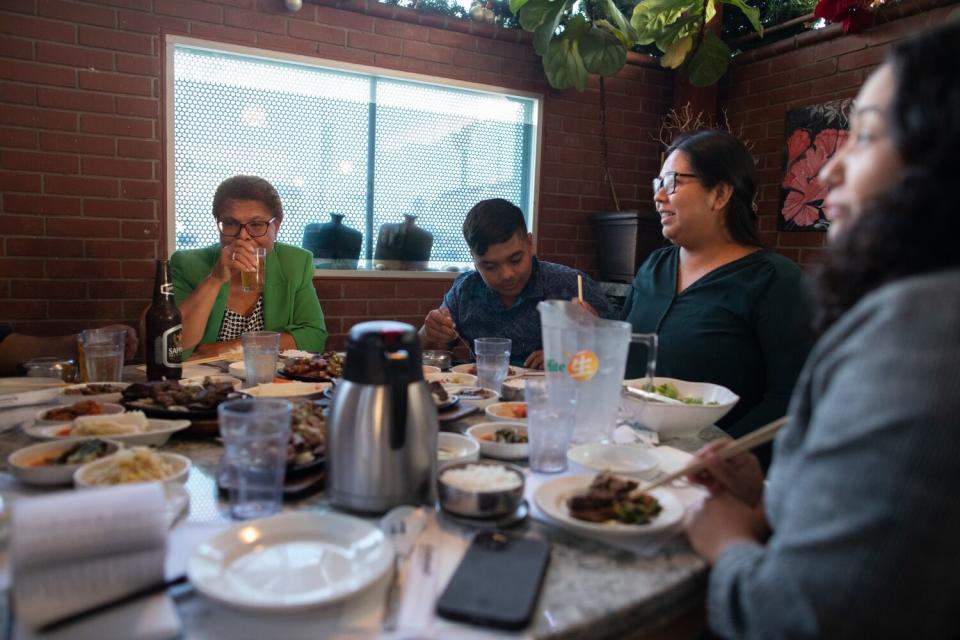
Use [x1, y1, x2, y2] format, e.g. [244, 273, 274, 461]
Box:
[725, 268, 813, 439]
[286, 252, 328, 352]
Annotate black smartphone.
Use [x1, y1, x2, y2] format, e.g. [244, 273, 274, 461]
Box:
[436, 531, 550, 631]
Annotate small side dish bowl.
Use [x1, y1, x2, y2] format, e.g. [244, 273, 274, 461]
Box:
[8, 439, 121, 486]
[485, 401, 527, 422]
[34, 402, 124, 427]
[437, 432, 480, 470]
[466, 422, 528, 460]
[437, 460, 525, 518]
[567, 443, 659, 478]
[443, 385, 499, 409]
[422, 350, 453, 370]
[425, 372, 478, 386]
[74, 450, 191, 488]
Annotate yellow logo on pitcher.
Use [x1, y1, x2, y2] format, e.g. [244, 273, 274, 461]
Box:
[566, 350, 599, 382]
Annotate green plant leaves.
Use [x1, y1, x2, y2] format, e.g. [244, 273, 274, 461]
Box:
[509, 0, 530, 14]
[597, 0, 638, 44]
[518, 0, 572, 55]
[661, 33, 692, 68]
[719, 0, 763, 36]
[543, 37, 588, 91]
[580, 26, 627, 75]
[686, 29, 731, 86]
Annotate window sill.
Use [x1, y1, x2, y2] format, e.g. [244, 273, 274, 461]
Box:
[312, 259, 467, 280]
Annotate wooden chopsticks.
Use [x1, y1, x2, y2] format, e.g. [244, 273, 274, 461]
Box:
[183, 351, 244, 366]
[636, 416, 789, 495]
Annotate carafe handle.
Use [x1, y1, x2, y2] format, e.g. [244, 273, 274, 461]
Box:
[630, 333, 658, 388]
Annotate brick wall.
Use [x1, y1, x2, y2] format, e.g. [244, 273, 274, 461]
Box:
[721, 0, 957, 269]
[0, 0, 672, 349]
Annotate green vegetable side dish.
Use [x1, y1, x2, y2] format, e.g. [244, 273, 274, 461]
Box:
[643, 382, 720, 406]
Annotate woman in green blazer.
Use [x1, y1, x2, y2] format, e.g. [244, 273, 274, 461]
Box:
[171, 176, 327, 358]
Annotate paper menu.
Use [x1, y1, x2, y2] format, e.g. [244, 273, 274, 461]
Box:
[11, 483, 168, 629]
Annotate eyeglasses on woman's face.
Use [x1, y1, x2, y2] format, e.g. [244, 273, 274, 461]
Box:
[217, 217, 276, 238]
[652, 171, 699, 196]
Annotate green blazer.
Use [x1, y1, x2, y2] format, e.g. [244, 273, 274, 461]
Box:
[171, 242, 327, 356]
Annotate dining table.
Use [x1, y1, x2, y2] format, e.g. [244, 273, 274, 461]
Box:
[0, 365, 727, 640]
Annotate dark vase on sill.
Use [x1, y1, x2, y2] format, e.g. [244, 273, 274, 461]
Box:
[303, 213, 362, 269]
[374, 214, 433, 270]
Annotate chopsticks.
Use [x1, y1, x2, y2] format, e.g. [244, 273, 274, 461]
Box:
[577, 274, 584, 304]
[36, 575, 189, 633]
[635, 416, 789, 495]
[183, 351, 243, 366]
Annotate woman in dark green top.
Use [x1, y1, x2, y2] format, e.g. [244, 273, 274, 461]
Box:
[623, 131, 812, 448]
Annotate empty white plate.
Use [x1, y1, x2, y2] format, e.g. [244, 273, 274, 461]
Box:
[567, 443, 659, 478]
[187, 512, 394, 612]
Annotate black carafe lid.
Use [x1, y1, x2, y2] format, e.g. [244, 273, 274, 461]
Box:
[343, 321, 424, 385]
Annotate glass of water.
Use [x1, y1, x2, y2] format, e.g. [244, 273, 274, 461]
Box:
[474, 337, 511, 395]
[241, 331, 281, 386]
[80, 328, 126, 382]
[218, 398, 293, 520]
[526, 379, 576, 473]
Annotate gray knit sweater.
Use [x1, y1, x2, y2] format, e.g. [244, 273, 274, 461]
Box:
[708, 268, 960, 639]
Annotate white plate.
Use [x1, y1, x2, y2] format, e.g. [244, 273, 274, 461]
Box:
[182, 374, 242, 390]
[24, 418, 191, 447]
[0, 377, 70, 409]
[425, 372, 477, 386]
[57, 382, 130, 405]
[227, 361, 246, 380]
[34, 402, 125, 426]
[567, 443, 659, 478]
[466, 422, 528, 460]
[8, 439, 121, 486]
[485, 401, 527, 422]
[74, 451, 191, 487]
[443, 385, 499, 408]
[438, 432, 480, 470]
[188, 512, 394, 612]
[244, 381, 330, 398]
[534, 475, 684, 538]
[451, 363, 524, 379]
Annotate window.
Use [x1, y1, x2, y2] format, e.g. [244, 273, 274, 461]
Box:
[167, 38, 540, 272]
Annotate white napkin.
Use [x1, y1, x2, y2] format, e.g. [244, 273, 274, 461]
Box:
[10, 483, 180, 637]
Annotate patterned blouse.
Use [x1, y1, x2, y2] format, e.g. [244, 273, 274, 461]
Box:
[217, 296, 265, 341]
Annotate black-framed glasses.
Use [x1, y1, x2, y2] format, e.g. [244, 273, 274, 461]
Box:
[217, 217, 276, 238]
[652, 172, 698, 196]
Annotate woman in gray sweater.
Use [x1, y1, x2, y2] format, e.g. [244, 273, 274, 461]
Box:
[685, 22, 960, 638]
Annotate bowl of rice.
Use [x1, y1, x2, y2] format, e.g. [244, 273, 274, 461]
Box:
[437, 460, 525, 518]
[74, 447, 190, 488]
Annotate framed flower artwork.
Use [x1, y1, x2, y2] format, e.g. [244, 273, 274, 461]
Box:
[778, 99, 853, 232]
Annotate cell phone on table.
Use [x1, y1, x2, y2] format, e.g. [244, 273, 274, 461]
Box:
[436, 531, 550, 630]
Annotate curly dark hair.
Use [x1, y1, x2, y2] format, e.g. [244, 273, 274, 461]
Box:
[212, 175, 283, 221]
[811, 22, 960, 334]
[665, 129, 762, 248]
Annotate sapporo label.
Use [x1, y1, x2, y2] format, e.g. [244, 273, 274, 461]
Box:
[154, 324, 183, 368]
[160, 283, 174, 296]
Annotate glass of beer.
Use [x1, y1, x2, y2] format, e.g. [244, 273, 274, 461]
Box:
[242, 247, 267, 292]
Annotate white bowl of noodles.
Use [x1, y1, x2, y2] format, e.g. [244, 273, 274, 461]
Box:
[74, 447, 190, 488]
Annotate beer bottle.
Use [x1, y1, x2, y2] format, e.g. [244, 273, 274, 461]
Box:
[146, 259, 183, 380]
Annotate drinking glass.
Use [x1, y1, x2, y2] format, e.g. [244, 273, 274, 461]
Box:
[218, 398, 293, 520]
[242, 247, 267, 292]
[80, 328, 126, 382]
[526, 379, 576, 473]
[474, 338, 511, 396]
[242, 331, 280, 386]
